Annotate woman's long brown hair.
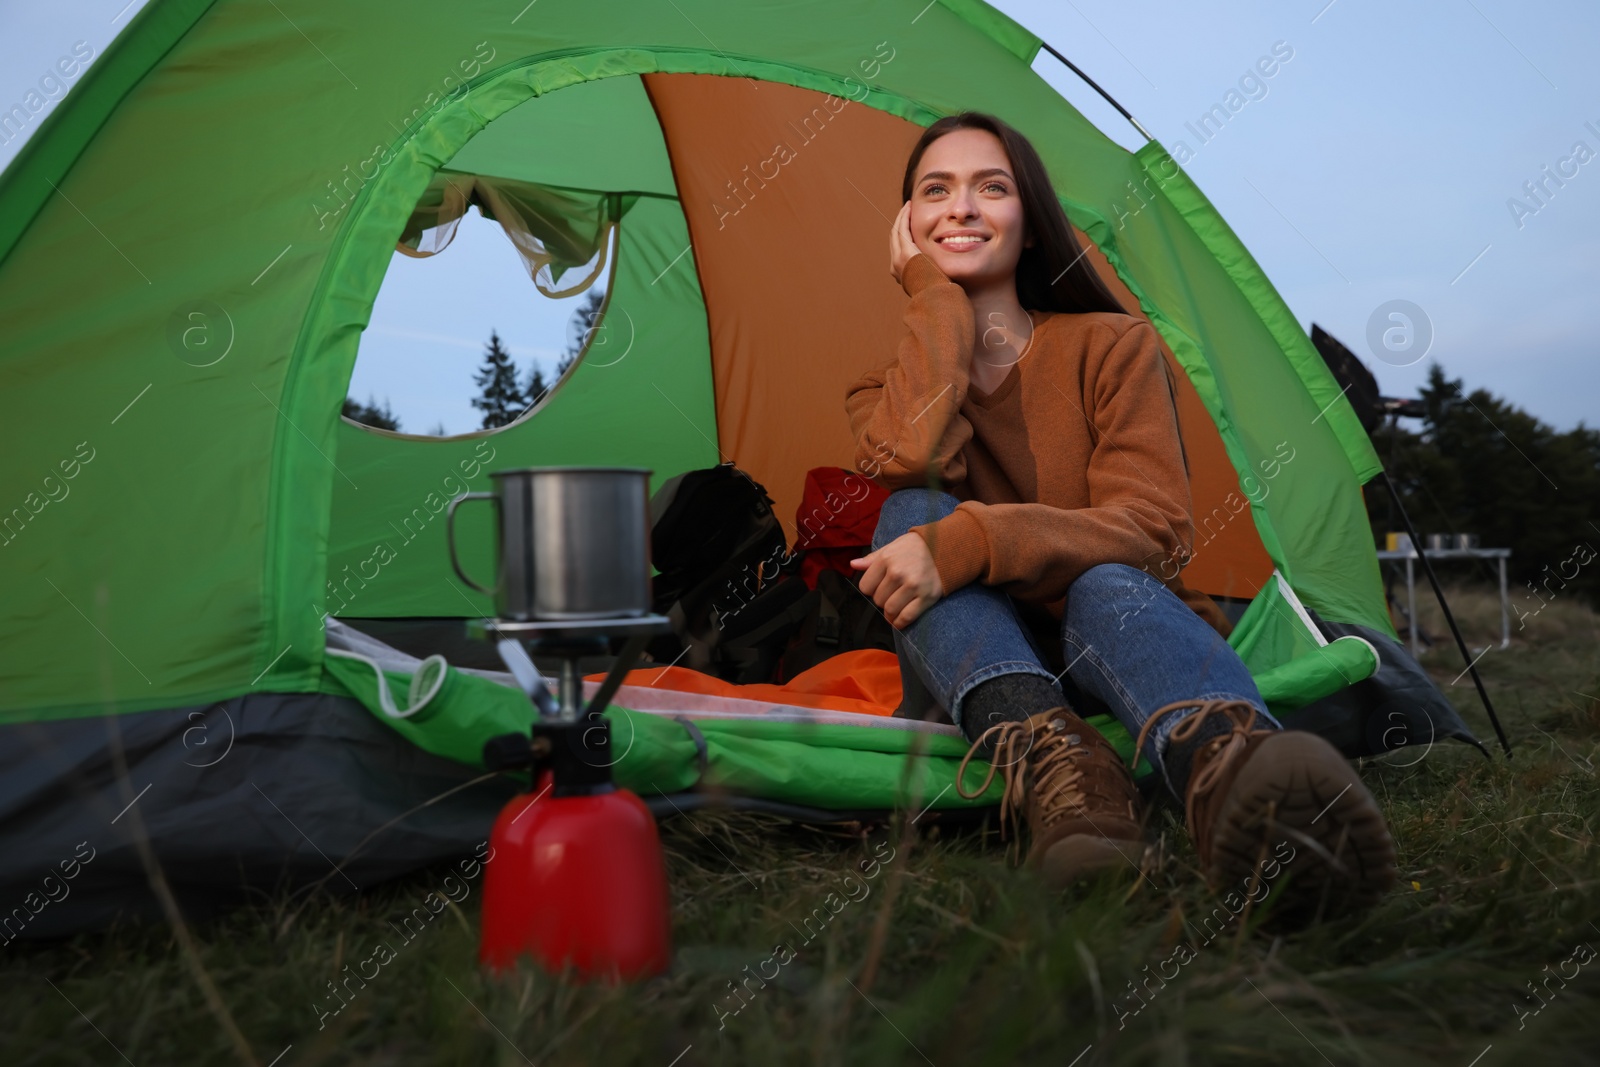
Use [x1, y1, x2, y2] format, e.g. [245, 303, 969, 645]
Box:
[901, 111, 1128, 316]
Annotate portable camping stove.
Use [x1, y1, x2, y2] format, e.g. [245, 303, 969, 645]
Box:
[472, 613, 675, 980]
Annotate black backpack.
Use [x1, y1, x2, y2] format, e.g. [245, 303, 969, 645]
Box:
[649, 462, 786, 610]
[775, 567, 898, 681]
[648, 463, 803, 681]
[647, 463, 897, 685]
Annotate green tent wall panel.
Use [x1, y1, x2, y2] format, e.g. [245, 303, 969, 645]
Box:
[1, 0, 1391, 725]
[438, 71, 680, 196]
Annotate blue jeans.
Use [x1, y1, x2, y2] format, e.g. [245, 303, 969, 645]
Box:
[874, 488, 1281, 799]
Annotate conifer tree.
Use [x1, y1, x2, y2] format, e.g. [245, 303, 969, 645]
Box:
[523, 362, 551, 411]
[1365, 362, 1600, 609]
[557, 287, 605, 378]
[471, 329, 525, 429]
[341, 394, 401, 431]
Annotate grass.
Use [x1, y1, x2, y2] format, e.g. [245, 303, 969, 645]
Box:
[7, 583, 1600, 1066]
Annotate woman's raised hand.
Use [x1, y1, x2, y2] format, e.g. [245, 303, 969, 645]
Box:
[889, 201, 922, 287]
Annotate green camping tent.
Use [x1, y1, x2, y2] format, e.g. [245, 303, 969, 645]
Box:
[0, 0, 1478, 936]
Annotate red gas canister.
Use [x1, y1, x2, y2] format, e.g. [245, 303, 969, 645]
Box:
[478, 721, 671, 980]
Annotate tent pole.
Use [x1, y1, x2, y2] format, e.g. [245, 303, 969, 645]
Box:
[1038, 41, 1155, 142]
[1379, 470, 1512, 757]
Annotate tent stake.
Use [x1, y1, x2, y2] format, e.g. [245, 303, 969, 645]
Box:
[1379, 471, 1512, 757]
[1038, 41, 1155, 142]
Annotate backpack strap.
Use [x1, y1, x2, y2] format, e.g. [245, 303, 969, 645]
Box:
[816, 583, 842, 648]
[719, 587, 820, 663]
[816, 569, 869, 649]
[665, 597, 714, 673]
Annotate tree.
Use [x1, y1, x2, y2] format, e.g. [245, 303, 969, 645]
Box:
[471, 329, 525, 429]
[557, 287, 606, 378]
[1364, 363, 1600, 610]
[341, 394, 400, 431]
[523, 362, 551, 412]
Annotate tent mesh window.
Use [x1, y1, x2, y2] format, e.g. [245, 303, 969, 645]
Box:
[396, 172, 621, 299]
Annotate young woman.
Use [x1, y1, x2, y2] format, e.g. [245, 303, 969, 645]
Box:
[846, 112, 1395, 923]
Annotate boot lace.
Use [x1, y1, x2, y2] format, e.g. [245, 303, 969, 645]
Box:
[955, 714, 1093, 853]
[1132, 698, 1267, 855]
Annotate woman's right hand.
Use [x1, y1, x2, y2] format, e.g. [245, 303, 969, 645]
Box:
[850, 531, 946, 629]
[889, 201, 922, 287]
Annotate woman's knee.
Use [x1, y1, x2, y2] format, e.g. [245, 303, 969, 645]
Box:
[1070, 562, 1149, 595]
[872, 487, 961, 549]
[1065, 563, 1165, 629]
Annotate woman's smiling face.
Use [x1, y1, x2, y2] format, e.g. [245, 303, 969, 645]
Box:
[908, 127, 1031, 289]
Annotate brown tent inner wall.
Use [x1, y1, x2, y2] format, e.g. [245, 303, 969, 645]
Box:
[1071, 236, 1275, 599]
[642, 72, 1272, 601]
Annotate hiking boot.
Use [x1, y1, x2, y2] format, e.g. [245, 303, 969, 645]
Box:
[1135, 699, 1397, 925]
[956, 706, 1148, 888]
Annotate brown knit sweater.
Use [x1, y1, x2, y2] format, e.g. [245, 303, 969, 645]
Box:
[845, 253, 1232, 637]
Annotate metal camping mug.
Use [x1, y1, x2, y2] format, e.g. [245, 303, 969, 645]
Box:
[446, 467, 653, 621]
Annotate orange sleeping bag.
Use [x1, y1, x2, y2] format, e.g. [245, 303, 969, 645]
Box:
[585, 649, 902, 718]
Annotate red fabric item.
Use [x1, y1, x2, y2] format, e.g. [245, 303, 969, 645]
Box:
[790, 465, 890, 589]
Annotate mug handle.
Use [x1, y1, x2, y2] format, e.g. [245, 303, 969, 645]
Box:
[446, 492, 497, 595]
